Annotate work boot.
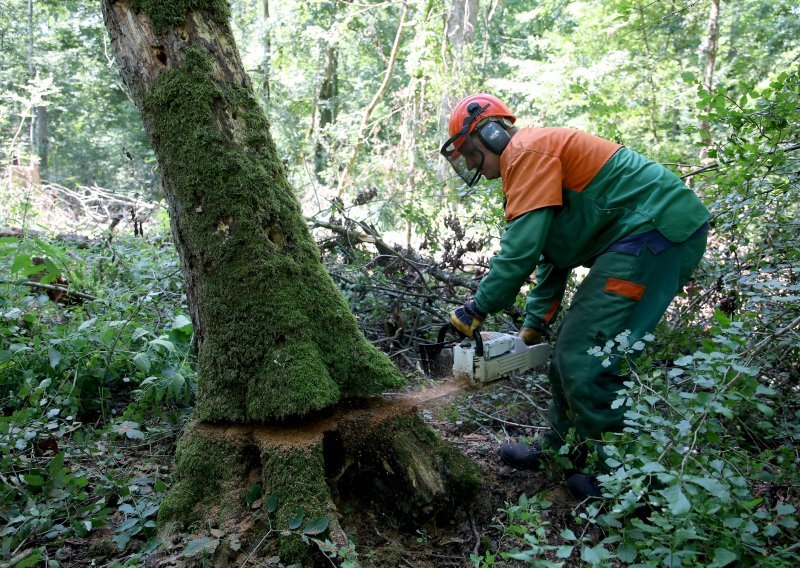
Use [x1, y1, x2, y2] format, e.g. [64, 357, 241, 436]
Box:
[499, 443, 545, 470]
[566, 473, 602, 499]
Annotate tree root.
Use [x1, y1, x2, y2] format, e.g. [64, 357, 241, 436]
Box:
[159, 395, 481, 564]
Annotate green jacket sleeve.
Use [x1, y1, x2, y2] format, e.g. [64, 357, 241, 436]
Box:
[522, 262, 570, 330]
[473, 208, 553, 314]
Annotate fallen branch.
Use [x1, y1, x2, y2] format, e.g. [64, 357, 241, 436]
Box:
[1, 279, 97, 302]
[309, 216, 479, 291]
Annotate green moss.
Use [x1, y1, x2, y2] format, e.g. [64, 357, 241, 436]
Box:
[262, 444, 332, 528]
[142, 45, 402, 423]
[129, 0, 231, 36]
[157, 428, 251, 527]
[437, 443, 483, 495]
[263, 444, 334, 563]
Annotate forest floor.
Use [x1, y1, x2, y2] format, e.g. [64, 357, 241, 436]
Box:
[54, 368, 595, 567]
[343, 370, 595, 568]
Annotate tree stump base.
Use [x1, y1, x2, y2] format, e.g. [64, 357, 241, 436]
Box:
[158, 389, 482, 562]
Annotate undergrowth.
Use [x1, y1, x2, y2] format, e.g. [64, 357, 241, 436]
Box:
[472, 314, 799, 567]
[0, 233, 194, 566]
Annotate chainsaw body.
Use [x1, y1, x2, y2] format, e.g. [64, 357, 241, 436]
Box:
[452, 331, 550, 383]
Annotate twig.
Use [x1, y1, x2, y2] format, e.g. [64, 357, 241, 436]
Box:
[1, 278, 97, 301]
[470, 511, 481, 556]
[468, 406, 547, 429]
[747, 313, 800, 364]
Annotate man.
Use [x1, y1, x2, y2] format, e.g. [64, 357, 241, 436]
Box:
[442, 93, 709, 498]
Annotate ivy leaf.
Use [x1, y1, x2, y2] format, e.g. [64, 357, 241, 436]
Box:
[245, 483, 262, 508]
[303, 516, 330, 535]
[288, 509, 304, 530]
[266, 493, 278, 514]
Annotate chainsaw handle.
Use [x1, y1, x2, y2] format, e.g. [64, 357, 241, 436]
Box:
[473, 330, 484, 358]
[436, 323, 452, 343]
[440, 322, 485, 358]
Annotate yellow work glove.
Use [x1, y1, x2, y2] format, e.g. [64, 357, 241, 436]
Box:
[519, 326, 545, 345]
[450, 300, 486, 338]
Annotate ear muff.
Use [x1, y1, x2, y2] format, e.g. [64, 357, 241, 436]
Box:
[476, 120, 511, 154]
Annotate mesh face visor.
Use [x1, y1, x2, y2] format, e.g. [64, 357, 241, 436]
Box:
[440, 129, 485, 187]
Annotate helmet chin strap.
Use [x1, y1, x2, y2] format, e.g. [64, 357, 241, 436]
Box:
[469, 144, 485, 186]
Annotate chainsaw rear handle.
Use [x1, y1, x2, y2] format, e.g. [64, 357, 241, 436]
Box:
[443, 322, 485, 357]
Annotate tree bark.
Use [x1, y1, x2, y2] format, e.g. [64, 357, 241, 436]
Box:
[314, 46, 337, 175]
[101, 0, 401, 422]
[261, 0, 270, 102]
[101, 1, 479, 560]
[699, 0, 721, 163]
[437, 0, 478, 187]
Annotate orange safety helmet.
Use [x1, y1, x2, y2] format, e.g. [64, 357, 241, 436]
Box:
[447, 93, 517, 140]
[441, 93, 517, 186]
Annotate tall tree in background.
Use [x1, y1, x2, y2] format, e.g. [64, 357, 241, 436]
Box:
[100, 0, 478, 560]
[439, 0, 478, 145]
[699, 0, 721, 163]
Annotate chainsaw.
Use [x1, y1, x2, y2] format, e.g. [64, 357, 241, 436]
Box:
[420, 324, 550, 383]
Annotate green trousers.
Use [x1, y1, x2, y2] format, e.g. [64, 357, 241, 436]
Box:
[543, 232, 707, 450]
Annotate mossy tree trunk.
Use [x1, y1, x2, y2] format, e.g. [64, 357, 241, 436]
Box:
[101, 0, 480, 560]
[101, 0, 402, 421]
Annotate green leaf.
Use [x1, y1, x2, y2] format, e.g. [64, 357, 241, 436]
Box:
[779, 517, 798, 529]
[172, 314, 193, 334]
[149, 338, 175, 353]
[681, 71, 696, 83]
[303, 516, 330, 535]
[133, 352, 151, 373]
[506, 551, 535, 561]
[686, 476, 729, 500]
[48, 346, 62, 369]
[245, 483, 262, 508]
[660, 484, 691, 515]
[15, 548, 43, 568]
[617, 543, 637, 562]
[723, 517, 742, 528]
[288, 509, 304, 530]
[755, 385, 777, 396]
[115, 421, 145, 440]
[556, 545, 574, 558]
[25, 474, 45, 486]
[580, 544, 610, 565]
[776, 503, 796, 516]
[713, 309, 731, 325]
[755, 403, 774, 417]
[712, 548, 737, 567]
[181, 536, 219, 558]
[266, 494, 278, 514]
[560, 528, 577, 541]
